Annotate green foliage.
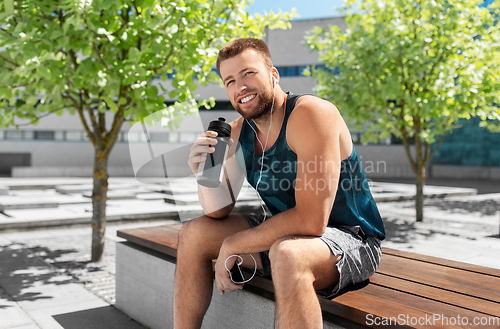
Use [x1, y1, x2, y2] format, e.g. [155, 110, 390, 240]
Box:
[0, 0, 296, 134]
[306, 0, 500, 149]
[479, 108, 500, 132]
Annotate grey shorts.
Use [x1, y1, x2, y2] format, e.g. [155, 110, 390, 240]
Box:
[242, 213, 382, 299]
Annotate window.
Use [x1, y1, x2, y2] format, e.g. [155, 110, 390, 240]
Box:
[127, 132, 147, 143]
[66, 131, 83, 141]
[168, 133, 179, 143]
[0, 129, 207, 144]
[34, 131, 55, 140]
[150, 132, 169, 142]
[275, 65, 310, 77]
[121, 132, 128, 142]
[55, 131, 65, 141]
[5, 131, 23, 140]
[179, 132, 196, 143]
[23, 131, 34, 140]
[285, 67, 297, 76]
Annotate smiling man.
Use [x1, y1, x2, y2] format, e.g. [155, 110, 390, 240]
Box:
[173, 38, 385, 329]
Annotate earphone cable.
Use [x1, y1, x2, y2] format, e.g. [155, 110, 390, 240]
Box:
[245, 85, 275, 222]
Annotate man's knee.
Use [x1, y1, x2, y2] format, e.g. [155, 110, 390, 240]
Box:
[269, 237, 313, 281]
[178, 216, 212, 249]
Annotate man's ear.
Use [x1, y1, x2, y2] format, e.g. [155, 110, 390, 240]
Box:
[271, 67, 279, 87]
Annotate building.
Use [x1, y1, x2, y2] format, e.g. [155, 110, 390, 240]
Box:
[1, 16, 499, 180]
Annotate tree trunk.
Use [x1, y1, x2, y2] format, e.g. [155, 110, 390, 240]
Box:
[412, 115, 426, 223]
[91, 147, 109, 262]
[415, 162, 425, 222]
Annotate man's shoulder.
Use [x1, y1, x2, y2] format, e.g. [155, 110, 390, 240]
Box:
[286, 94, 345, 153]
[289, 94, 341, 128]
[293, 94, 336, 112]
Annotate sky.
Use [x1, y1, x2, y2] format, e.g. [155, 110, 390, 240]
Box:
[246, 0, 346, 20]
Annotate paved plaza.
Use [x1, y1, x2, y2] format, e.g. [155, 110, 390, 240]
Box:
[0, 177, 499, 328]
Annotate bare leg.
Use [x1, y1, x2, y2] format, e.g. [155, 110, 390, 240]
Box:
[173, 214, 261, 329]
[269, 236, 341, 329]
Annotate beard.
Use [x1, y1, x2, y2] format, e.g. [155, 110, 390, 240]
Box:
[233, 87, 274, 121]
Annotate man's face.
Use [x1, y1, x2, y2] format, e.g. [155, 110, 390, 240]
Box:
[219, 49, 274, 121]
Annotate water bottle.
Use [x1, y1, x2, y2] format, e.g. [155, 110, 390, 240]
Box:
[196, 117, 231, 188]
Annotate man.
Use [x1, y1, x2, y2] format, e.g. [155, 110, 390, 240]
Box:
[174, 38, 385, 329]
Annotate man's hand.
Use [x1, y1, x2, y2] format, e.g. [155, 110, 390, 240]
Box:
[214, 245, 244, 295]
[188, 130, 218, 176]
[188, 130, 235, 176]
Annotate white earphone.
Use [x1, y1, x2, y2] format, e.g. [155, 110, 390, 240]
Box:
[229, 71, 277, 282]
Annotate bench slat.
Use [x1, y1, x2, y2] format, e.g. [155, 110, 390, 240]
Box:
[370, 273, 500, 318]
[378, 254, 500, 304]
[329, 283, 499, 329]
[382, 247, 500, 278]
[117, 225, 181, 258]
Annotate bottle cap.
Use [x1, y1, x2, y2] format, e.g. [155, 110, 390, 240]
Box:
[207, 117, 231, 137]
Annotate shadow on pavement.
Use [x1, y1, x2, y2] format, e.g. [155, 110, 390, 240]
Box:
[0, 243, 84, 304]
[53, 306, 145, 329]
[422, 199, 500, 216]
[382, 216, 435, 244]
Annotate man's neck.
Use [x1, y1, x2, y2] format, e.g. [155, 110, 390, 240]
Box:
[251, 89, 287, 154]
[253, 89, 287, 134]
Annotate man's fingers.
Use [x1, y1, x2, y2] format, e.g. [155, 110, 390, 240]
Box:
[196, 136, 218, 145]
[191, 143, 215, 154]
[214, 274, 221, 294]
[189, 139, 217, 158]
[188, 132, 218, 174]
[215, 268, 244, 296]
[224, 282, 244, 293]
[207, 131, 218, 137]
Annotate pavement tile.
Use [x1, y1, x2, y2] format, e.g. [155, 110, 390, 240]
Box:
[135, 192, 168, 200]
[14, 280, 97, 312]
[81, 189, 140, 200]
[2, 325, 41, 329]
[2, 208, 86, 222]
[0, 194, 90, 210]
[54, 182, 139, 194]
[0, 177, 498, 329]
[23, 300, 110, 329]
[0, 178, 91, 191]
[7, 189, 59, 197]
[0, 186, 8, 196]
[0, 286, 39, 329]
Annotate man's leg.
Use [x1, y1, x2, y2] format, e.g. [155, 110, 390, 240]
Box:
[173, 214, 261, 329]
[269, 236, 342, 329]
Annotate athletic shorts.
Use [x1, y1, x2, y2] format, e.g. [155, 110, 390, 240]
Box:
[242, 213, 382, 299]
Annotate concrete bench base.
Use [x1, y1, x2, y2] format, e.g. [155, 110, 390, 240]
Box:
[116, 242, 360, 329]
[116, 224, 500, 329]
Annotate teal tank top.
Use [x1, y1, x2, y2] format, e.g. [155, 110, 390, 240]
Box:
[237, 92, 385, 240]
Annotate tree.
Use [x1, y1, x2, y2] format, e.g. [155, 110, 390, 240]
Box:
[305, 0, 500, 222]
[0, 0, 295, 261]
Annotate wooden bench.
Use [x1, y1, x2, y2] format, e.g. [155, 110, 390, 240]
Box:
[115, 224, 500, 329]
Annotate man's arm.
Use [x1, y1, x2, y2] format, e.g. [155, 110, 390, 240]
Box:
[188, 118, 245, 219]
[197, 155, 245, 218]
[214, 97, 346, 293]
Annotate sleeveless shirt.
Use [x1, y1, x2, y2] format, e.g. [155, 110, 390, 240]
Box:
[237, 92, 385, 240]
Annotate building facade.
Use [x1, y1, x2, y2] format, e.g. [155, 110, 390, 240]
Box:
[1, 16, 498, 180]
